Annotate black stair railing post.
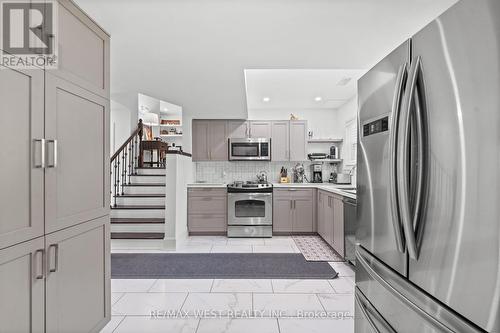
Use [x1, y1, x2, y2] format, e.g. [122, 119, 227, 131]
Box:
[121, 151, 126, 195]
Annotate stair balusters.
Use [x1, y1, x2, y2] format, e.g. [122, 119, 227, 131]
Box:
[110, 120, 143, 207]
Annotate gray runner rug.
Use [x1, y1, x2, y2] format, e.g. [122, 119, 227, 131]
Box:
[111, 253, 337, 279]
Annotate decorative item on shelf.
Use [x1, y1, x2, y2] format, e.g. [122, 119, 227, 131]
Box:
[142, 112, 159, 141]
[161, 119, 181, 125]
[290, 113, 299, 120]
[308, 131, 313, 139]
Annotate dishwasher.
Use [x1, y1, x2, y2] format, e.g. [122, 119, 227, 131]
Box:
[343, 197, 357, 266]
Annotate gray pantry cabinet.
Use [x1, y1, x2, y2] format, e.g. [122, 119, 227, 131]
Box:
[0, 1, 111, 332]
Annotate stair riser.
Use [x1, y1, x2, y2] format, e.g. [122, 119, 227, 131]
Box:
[135, 168, 166, 175]
[115, 196, 165, 206]
[111, 209, 164, 219]
[129, 175, 165, 184]
[111, 224, 165, 233]
[123, 186, 165, 195]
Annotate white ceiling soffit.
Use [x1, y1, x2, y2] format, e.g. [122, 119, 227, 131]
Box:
[245, 69, 366, 110]
[75, 0, 458, 119]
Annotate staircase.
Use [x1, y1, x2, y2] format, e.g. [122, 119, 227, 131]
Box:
[110, 120, 167, 241]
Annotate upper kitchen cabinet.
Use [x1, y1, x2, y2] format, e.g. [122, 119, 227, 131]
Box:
[289, 121, 308, 161]
[271, 121, 290, 161]
[249, 121, 272, 138]
[0, 66, 44, 249]
[192, 120, 229, 161]
[227, 120, 249, 138]
[45, 73, 110, 234]
[52, 0, 110, 98]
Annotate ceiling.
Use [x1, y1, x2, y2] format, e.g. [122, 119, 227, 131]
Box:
[245, 69, 366, 110]
[75, 0, 457, 120]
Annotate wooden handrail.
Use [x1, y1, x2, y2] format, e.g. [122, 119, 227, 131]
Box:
[111, 119, 143, 163]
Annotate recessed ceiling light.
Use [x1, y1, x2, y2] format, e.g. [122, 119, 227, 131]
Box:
[314, 96, 323, 102]
[262, 97, 270, 103]
[337, 77, 352, 86]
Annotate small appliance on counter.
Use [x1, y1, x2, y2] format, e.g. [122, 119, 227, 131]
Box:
[311, 163, 323, 183]
[292, 163, 307, 183]
[331, 173, 351, 184]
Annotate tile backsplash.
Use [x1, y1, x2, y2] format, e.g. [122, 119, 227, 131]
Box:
[195, 161, 345, 184]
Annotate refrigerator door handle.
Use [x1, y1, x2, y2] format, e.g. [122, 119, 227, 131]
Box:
[355, 288, 397, 333]
[389, 63, 408, 253]
[398, 56, 427, 260]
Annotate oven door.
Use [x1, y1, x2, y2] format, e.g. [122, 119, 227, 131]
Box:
[228, 193, 272, 226]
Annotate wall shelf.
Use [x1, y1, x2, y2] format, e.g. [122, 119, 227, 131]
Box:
[307, 139, 343, 144]
[160, 124, 182, 127]
[309, 159, 342, 164]
[160, 134, 183, 138]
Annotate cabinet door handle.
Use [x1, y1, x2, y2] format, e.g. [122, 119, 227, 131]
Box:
[34, 249, 45, 280]
[47, 139, 58, 168]
[33, 139, 46, 168]
[290, 200, 293, 209]
[48, 244, 59, 273]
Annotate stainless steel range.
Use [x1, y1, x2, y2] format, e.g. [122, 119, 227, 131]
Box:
[227, 181, 273, 238]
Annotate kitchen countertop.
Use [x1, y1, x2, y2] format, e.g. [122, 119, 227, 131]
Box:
[187, 182, 356, 199]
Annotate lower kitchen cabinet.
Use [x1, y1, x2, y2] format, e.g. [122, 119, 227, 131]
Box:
[273, 189, 314, 234]
[317, 190, 345, 257]
[45, 216, 110, 333]
[0, 237, 45, 333]
[188, 188, 227, 234]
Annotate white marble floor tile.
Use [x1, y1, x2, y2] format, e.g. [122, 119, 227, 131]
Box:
[317, 294, 355, 314]
[252, 245, 296, 253]
[271, 279, 334, 294]
[226, 238, 266, 246]
[182, 236, 228, 246]
[149, 279, 214, 293]
[181, 293, 252, 316]
[197, 318, 279, 333]
[329, 262, 355, 277]
[111, 279, 157, 292]
[328, 278, 355, 294]
[211, 245, 253, 253]
[253, 293, 324, 317]
[112, 292, 187, 316]
[264, 238, 295, 246]
[278, 318, 354, 333]
[111, 293, 125, 305]
[113, 317, 199, 333]
[99, 316, 125, 333]
[170, 244, 213, 253]
[211, 279, 273, 293]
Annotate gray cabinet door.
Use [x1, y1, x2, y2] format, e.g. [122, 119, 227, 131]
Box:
[273, 197, 293, 233]
[293, 198, 314, 232]
[317, 191, 327, 240]
[0, 65, 44, 249]
[289, 121, 307, 161]
[324, 194, 335, 247]
[332, 195, 344, 257]
[0, 237, 45, 333]
[45, 73, 110, 234]
[227, 120, 248, 138]
[45, 216, 110, 333]
[192, 120, 210, 161]
[271, 121, 290, 161]
[249, 121, 271, 138]
[53, 0, 110, 98]
[209, 121, 228, 161]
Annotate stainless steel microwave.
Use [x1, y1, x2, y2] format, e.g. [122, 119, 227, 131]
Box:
[228, 138, 271, 161]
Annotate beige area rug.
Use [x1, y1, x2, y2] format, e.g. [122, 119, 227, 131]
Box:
[292, 235, 344, 262]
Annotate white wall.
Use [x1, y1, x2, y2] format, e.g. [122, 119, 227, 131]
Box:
[335, 97, 358, 177]
[110, 100, 133, 155]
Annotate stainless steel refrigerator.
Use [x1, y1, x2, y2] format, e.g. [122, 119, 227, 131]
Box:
[356, 0, 500, 332]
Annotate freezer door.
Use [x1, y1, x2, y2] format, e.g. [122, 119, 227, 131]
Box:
[355, 246, 483, 333]
[406, 1, 500, 331]
[357, 41, 409, 276]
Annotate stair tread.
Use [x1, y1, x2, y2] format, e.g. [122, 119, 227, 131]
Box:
[116, 194, 165, 197]
[111, 218, 165, 224]
[111, 205, 165, 210]
[111, 232, 164, 240]
[130, 174, 165, 177]
[135, 167, 166, 169]
[123, 183, 165, 186]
